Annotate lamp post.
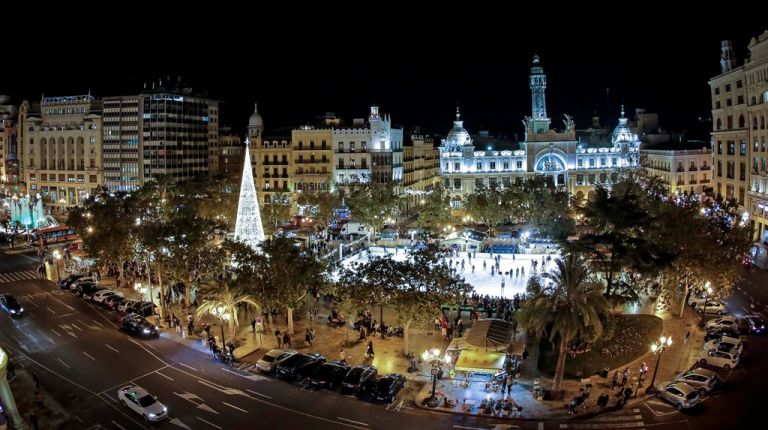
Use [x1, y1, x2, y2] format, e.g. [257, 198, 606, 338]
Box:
[422, 348, 451, 407]
[52, 249, 62, 283]
[699, 282, 713, 327]
[212, 305, 231, 346]
[645, 335, 673, 394]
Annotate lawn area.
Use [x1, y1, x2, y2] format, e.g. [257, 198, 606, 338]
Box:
[538, 314, 663, 379]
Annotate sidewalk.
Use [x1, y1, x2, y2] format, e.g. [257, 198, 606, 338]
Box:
[6, 356, 70, 429]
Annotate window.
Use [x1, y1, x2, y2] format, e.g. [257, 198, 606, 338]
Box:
[741, 140, 747, 155]
[715, 87, 720, 95]
[490, 162, 496, 170]
[89, 175, 97, 183]
[454, 162, 460, 170]
[717, 160, 722, 177]
[444, 162, 449, 171]
[755, 139, 759, 152]
[726, 98, 732, 107]
[725, 83, 731, 92]
[503, 161, 509, 170]
[739, 187, 745, 205]
[726, 161, 735, 179]
[715, 101, 721, 109]
[727, 141, 735, 155]
[476, 162, 482, 171]
[740, 162, 745, 181]
[736, 80, 743, 88]
[350, 142, 355, 152]
[717, 141, 723, 154]
[612, 157, 617, 166]
[90, 136, 96, 143]
[738, 95, 744, 105]
[516, 161, 522, 169]
[589, 158, 595, 167]
[453, 178, 461, 188]
[727, 116, 733, 129]
[578, 159, 583, 167]
[475, 178, 484, 188]
[338, 142, 343, 151]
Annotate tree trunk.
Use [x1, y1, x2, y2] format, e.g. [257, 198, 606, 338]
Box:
[403, 319, 412, 356]
[146, 262, 154, 321]
[553, 335, 568, 392]
[287, 307, 294, 334]
[157, 265, 166, 323]
[380, 303, 384, 338]
[679, 274, 689, 319]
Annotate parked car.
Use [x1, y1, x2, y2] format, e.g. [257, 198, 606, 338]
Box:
[75, 282, 99, 298]
[307, 361, 350, 389]
[117, 385, 167, 421]
[688, 294, 722, 309]
[655, 381, 702, 410]
[0, 294, 24, 317]
[103, 295, 125, 310]
[371, 373, 406, 402]
[703, 335, 744, 355]
[94, 289, 123, 304]
[698, 347, 740, 369]
[121, 314, 159, 338]
[697, 301, 728, 315]
[275, 353, 325, 382]
[342, 365, 378, 394]
[127, 301, 156, 317]
[59, 274, 84, 289]
[674, 368, 721, 394]
[256, 349, 296, 373]
[705, 325, 741, 341]
[70, 277, 96, 290]
[118, 300, 138, 313]
[705, 316, 739, 331]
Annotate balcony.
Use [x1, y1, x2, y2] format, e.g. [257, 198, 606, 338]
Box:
[700, 165, 710, 170]
[689, 166, 698, 171]
[676, 181, 685, 186]
[676, 167, 685, 172]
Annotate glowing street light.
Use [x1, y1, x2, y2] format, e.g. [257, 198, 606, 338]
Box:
[646, 335, 673, 394]
[422, 348, 451, 407]
[700, 282, 713, 327]
[52, 249, 62, 282]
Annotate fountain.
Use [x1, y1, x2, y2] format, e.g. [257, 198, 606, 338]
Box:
[5, 193, 52, 231]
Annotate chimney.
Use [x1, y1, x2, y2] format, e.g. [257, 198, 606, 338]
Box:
[720, 40, 737, 73]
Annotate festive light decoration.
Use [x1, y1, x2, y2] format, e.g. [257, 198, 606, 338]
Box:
[233, 137, 265, 251]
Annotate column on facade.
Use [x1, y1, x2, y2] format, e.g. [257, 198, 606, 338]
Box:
[0, 347, 28, 429]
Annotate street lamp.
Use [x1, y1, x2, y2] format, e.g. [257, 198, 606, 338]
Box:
[422, 348, 451, 407]
[700, 282, 713, 327]
[52, 249, 62, 283]
[645, 335, 673, 394]
[212, 305, 231, 346]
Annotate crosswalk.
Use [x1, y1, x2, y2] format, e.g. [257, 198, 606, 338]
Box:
[0, 270, 40, 283]
[559, 408, 646, 429]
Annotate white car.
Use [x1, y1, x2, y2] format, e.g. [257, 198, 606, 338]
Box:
[256, 349, 296, 373]
[93, 289, 123, 303]
[688, 294, 721, 308]
[117, 385, 167, 422]
[705, 316, 739, 331]
[655, 381, 702, 410]
[70, 277, 96, 290]
[698, 347, 739, 369]
[697, 301, 728, 315]
[674, 368, 721, 394]
[118, 300, 138, 313]
[703, 336, 744, 355]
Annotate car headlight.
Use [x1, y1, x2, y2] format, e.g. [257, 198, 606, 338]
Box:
[163, 406, 167, 412]
[155, 326, 159, 330]
[10, 309, 16, 314]
[142, 328, 150, 334]
[19, 307, 24, 312]
[148, 413, 156, 417]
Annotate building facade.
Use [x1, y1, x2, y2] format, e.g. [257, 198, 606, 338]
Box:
[102, 96, 141, 191]
[22, 95, 104, 207]
[210, 127, 244, 181]
[440, 56, 640, 207]
[290, 128, 333, 194]
[401, 134, 441, 213]
[710, 32, 768, 255]
[0, 96, 19, 186]
[641, 144, 712, 195]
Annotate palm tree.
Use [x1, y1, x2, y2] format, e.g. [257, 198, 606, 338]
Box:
[195, 283, 260, 341]
[526, 254, 610, 392]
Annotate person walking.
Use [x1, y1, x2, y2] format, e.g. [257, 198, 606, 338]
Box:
[621, 368, 630, 388]
[282, 331, 291, 348]
[275, 329, 283, 348]
[506, 373, 514, 395]
[35, 390, 44, 409]
[251, 317, 257, 333]
[365, 341, 375, 359]
[597, 392, 609, 412]
[621, 386, 633, 406]
[611, 370, 619, 390]
[339, 348, 347, 363]
[305, 328, 313, 347]
[32, 370, 40, 389]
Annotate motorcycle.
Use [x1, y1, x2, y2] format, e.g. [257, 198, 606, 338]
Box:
[215, 350, 234, 366]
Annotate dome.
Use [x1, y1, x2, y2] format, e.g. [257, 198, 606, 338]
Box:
[442, 107, 473, 150]
[248, 103, 264, 128]
[611, 106, 638, 147]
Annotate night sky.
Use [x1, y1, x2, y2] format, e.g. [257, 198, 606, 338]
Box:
[4, 17, 764, 141]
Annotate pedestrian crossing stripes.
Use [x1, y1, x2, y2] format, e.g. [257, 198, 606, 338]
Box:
[0, 270, 40, 283]
[559, 410, 645, 429]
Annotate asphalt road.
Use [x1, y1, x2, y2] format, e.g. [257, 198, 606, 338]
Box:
[1, 257, 766, 430]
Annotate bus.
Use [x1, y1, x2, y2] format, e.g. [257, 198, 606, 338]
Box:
[30, 226, 78, 245]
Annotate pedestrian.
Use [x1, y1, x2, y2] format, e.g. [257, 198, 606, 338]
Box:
[32, 370, 40, 389]
[283, 331, 291, 348]
[611, 370, 619, 390]
[506, 373, 514, 395]
[621, 368, 630, 388]
[435, 318, 440, 331]
[365, 341, 375, 359]
[359, 325, 366, 340]
[522, 347, 529, 361]
[305, 328, 313, 347]
[35, 390, 43, 409]
[339, 348, 347, 363]
[6, 360, 15, 382]
[457, 319, 464, 337]
[275, 329, 282, 348]
[251, 317, 257, 333]
[30, 412, 40, 430]
[622, 387, 633, 406]
[597, 392, 608, 412]
[638, 362, 647, 384]
[684, 331, 691, 344]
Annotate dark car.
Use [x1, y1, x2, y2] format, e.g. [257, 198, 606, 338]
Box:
[705, 325, 740, 341]
[307, 361, 350, 389]
[276, 353, 325, 382]
[741, 315, 766, 335]
[59, 274, 84, 289]
[371, 373, 406, 402]
[342, 365, 378, 394]
[127, 301, 156, 317]
[121, 315, 159, 338]
[75, 282, 99, 297]
[104, 295, 125, 310]
[0, 294, 24, 317]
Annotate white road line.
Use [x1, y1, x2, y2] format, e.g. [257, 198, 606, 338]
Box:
[47, 307, 56, 314]
[337, 417, 368, 426]
[562, 423, 645, 429]
[71, 323, 83, 331]
[83, 351, 96, 361]
[73, 415, 84, 423]
[105, 344, 120, 353]
[57, 358, 70, 369]
[222, 401, 248, 413]
[156, 371, 174, 381]
[92, 319, 104, 327]
[111, 421, 127, 430]
[178, 363, 198, 371]
[196, 416, 223, 429]
[452, 426, 485, 430]
[592, 415, 643, 421]
[246, 389, 272, 399]
[52, 297, 75, 311]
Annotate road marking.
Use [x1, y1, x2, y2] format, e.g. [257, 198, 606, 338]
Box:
[246, 389, 271, 399]
[156, 371, 174, 381]
[452, 426, 485, 430]
[57, 358, 70, 369]
[73, 415, 84, 423]
[647, 400, 673, 408]
[337, 417, 368, 426]
[173, 391, 219, 415]
[560, 423, 645, 429]
[222, 401, 248, 413]
[71, 323, 83, 331]
[221, 367, 268, 382]
[83, 351, 96, 361]
[196, 417, 223, 429]
[169, 417, 191, 429]
[92, 319, 104, 327]
[105, 344, 120, 353]
[178, 363, 198, 371]
[111, 421, 127, 430]
[52, 297, 75, 311]
[592, 415, 643, 422]
[47, 307, 56, 314]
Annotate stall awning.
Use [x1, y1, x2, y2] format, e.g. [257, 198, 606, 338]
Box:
[454, 351, 507, 374]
